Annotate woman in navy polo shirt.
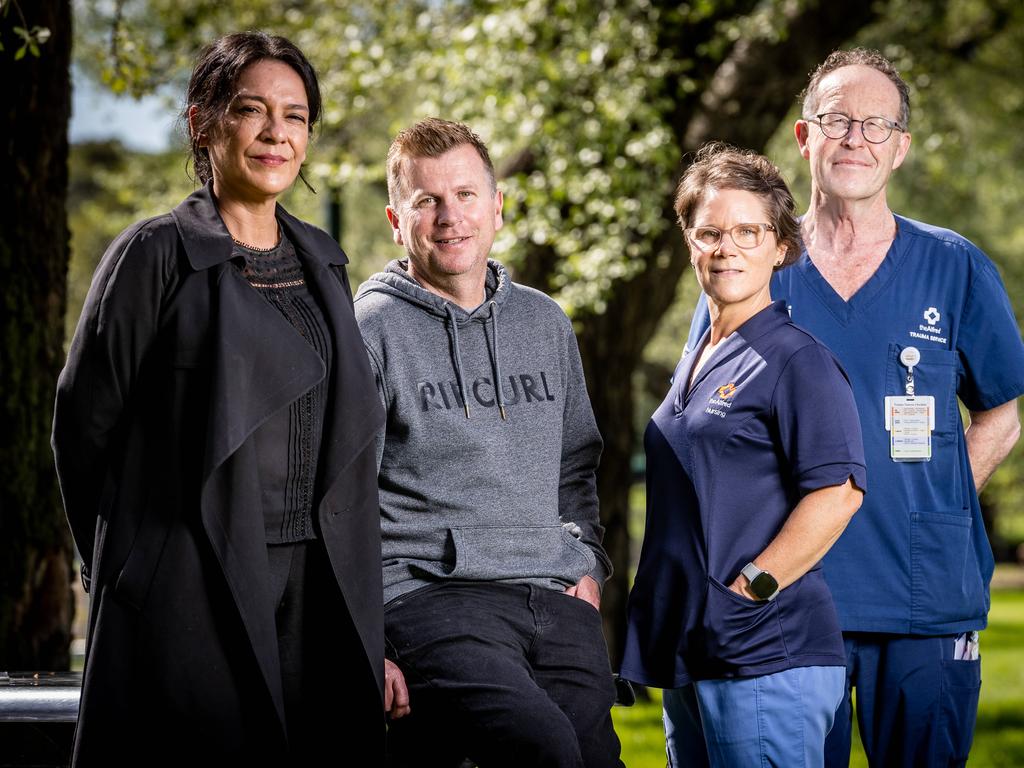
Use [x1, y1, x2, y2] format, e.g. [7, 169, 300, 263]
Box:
[622, 144, 866, 767]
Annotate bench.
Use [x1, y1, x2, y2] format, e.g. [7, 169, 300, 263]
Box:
[0, 672, 80, 768]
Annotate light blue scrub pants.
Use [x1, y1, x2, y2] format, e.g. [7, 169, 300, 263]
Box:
[663, 665, 845, 768]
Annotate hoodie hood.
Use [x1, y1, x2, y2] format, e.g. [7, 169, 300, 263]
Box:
[356, 259, 512, 419]
[356, 258, 512, 324]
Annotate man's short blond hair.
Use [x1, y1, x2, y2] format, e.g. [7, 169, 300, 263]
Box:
[386, 118, 497, 208]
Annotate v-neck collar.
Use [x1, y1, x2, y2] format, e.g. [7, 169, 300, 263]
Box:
[676, 301, 790, 411]
[790, 215, 909, 326]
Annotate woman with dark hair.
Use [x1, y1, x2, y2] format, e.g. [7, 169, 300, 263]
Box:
[53, 31, 394, 765]
[622, 144, 866, 767]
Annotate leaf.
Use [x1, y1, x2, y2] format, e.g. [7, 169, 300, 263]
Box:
[29, 42, 39, 57]
[14, 43, 26, 60]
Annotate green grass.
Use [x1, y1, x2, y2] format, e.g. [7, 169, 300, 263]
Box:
[613, 588, 1024, 767]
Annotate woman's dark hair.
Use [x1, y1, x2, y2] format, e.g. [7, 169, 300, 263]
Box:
[674, 142, 802, 269]
[184, 31, 322, 186]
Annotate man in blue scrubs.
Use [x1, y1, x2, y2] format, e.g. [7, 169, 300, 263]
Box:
[687, 48, 1024, 766]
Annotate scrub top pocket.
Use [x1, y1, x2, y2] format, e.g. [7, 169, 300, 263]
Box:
[887, 343, 960, 436]
[703, 576, 787, 674]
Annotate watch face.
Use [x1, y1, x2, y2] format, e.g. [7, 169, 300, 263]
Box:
[750, 571, 779, 600]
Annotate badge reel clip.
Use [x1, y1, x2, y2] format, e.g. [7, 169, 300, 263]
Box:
[884, 346, 935, 462]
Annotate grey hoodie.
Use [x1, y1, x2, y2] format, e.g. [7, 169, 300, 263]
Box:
[354, 259, 611, 604]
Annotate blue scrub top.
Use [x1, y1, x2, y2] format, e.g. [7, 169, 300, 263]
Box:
[684, 216, 1024, 635]
[623, 301, 866, 689]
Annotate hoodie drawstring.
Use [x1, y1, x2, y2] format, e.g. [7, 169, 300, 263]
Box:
[445, 304, 472, 418]
[443, 301, 507, 421]
[487, 301, 507, 420]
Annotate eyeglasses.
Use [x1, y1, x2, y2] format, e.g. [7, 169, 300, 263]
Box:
[808, 113, 905, 144]
[683, 223, 777, 252]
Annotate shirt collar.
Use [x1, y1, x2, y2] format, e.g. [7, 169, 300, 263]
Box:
[171, 182, 348, 271]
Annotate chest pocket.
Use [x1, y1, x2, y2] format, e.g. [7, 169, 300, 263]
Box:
[887, 343, 960, 436]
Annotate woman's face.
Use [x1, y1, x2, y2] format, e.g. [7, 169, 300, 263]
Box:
[202, 58, 310, 205]
[687, 188, 787, 312]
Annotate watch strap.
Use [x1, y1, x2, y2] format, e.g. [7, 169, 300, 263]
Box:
[740, 561, 779, 600]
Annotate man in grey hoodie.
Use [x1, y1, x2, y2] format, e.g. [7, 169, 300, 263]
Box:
[354, 118, 622, 768]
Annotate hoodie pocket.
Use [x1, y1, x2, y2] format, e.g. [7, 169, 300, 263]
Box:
[448, 525, 596, 584]
[702, 576, 787, 672]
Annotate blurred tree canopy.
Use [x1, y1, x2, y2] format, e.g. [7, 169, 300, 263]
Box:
[37, 0, 1024, 668]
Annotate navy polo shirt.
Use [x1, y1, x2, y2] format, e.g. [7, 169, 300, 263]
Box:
[623, 301, 866, 688]
[684, 216, 1024, 635]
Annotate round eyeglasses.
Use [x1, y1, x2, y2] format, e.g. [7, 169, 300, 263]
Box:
[809, 113, 905, 144]
[683, 223, 777, 252]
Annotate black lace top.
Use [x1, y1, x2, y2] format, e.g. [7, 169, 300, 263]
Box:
[235, 233, 332, 544]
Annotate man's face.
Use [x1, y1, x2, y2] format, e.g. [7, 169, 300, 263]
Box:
[386, 144, 503, 292]
[795, 65, 912, 205]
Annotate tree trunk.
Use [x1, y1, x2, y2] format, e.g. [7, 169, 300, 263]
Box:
[0, 0, 74, 670]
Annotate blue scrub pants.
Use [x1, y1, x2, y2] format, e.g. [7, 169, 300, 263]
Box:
[663, 665, 845, 767]
[825, 633, 981, 768]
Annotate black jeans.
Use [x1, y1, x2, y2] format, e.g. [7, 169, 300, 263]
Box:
[385, 582, 623, 768]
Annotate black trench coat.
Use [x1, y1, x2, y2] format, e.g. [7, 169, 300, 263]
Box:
[52, 184, 386, 765]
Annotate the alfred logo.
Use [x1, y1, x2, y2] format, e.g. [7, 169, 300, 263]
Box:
[418, 372, 557, 412]
[910, 306, 947, 345]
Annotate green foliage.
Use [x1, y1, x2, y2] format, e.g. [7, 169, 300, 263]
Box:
[71, 0, 1024, 358]
[611, 686, 667, 766]
[1, 0, 51, 58]
[66, 141, 193, 344]
[420, 0, 681, 316]
[75, 0, 782, 316]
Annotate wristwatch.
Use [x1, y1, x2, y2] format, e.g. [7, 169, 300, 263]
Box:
[740, 562, 779, 601]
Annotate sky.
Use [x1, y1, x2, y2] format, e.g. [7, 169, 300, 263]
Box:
[69, 66, 177, 152]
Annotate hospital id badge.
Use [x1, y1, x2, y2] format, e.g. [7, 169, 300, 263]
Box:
[884, 395, 935, 462]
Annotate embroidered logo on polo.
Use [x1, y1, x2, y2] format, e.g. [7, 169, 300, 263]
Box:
[672, 343, 766, 419]
[909, 305, 948, 345]
[706, 382, 738, 419]
[716, 383, 737, 399]
[418, 372, 556, 413]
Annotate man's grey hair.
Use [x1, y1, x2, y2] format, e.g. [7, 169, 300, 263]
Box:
[801, 48, 911, 129]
